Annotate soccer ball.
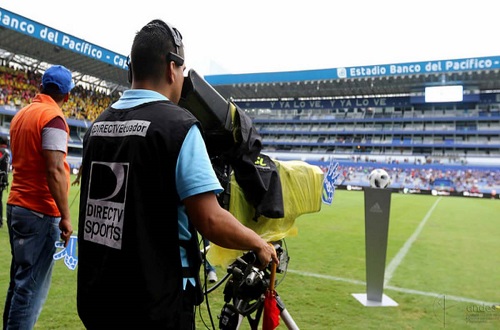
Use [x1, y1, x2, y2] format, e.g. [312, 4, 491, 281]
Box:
[368, 169, 391, 188]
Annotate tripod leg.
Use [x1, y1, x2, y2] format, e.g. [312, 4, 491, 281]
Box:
[280, 308, 299, 330]
[236, 314, 245, 329]
[276, 294, 300, 330]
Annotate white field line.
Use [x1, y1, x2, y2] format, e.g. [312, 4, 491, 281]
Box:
[383, 196, 442, 286]
[287, 269, 498, 306]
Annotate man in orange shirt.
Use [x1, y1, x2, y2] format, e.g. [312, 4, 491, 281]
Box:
[3, 65, 74, 329]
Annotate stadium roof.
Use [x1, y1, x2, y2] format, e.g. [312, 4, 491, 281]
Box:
[0, 7, 129, 92]
[2, 6, 500, 101]
[205, 58, 500, 100]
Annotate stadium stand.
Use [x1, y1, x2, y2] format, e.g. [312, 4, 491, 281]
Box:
[0, 6, 499, 197]
[0, 63, 119, 121]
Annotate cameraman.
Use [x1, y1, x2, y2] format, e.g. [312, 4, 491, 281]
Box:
[76, 19, 278, 330]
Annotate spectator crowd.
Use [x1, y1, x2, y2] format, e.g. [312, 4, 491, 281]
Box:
[333, 163, 500, 194]
[0, 63, 120, 121]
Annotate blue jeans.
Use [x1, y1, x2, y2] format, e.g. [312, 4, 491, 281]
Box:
[3, 205, 61, 330]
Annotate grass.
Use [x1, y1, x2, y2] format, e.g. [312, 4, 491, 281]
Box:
[1, 176, 500, 329]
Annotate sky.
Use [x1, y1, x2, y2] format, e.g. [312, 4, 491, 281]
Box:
[2, 0, 500, 77]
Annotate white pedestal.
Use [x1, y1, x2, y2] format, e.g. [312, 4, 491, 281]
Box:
[352, 293, 399, 307]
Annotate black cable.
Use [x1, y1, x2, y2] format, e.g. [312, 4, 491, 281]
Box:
[205, 272, 230, 294]
[276, 238, 289, 288]
[69, 188, 80, 208]
[200, 238, 216, 330]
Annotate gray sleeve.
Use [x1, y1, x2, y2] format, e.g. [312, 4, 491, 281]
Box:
[42, 127, 68, 153]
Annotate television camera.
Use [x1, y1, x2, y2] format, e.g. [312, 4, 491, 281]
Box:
[179, 69, 285, 221]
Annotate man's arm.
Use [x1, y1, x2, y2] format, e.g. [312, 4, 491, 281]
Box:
[72, 164, 83, 186]
[42, 149, 73, 246]
[184, 192, 278, 267]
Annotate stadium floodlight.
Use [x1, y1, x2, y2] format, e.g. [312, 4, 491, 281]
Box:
[424, 85, 463, 103]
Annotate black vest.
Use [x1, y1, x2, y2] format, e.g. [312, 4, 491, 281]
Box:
[77, 100, 202, 329]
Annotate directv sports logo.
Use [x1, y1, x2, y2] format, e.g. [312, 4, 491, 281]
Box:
[83, 162, 129, 250]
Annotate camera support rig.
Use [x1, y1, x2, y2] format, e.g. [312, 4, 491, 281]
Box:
[217, 242, 299, 330]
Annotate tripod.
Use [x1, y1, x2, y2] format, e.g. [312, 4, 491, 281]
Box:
[205, 147, 299, 328]
[209, 242, 299, 330]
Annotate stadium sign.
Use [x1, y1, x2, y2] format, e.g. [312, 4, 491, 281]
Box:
[342, 58, 496, 78]
[206, 57, 500, 85]
[0, 8, 128, 70]
[246, 97, 405, 110]
[240, 92, 500, 111]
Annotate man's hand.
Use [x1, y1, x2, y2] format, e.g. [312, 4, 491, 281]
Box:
[255, 241, 279, 270]
[59, 218, 73, 247]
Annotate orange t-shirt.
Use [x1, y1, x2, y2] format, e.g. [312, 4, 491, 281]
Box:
[7, 94, 70, 217]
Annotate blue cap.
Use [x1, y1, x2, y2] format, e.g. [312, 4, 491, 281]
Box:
[42, 65, 75, 94]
